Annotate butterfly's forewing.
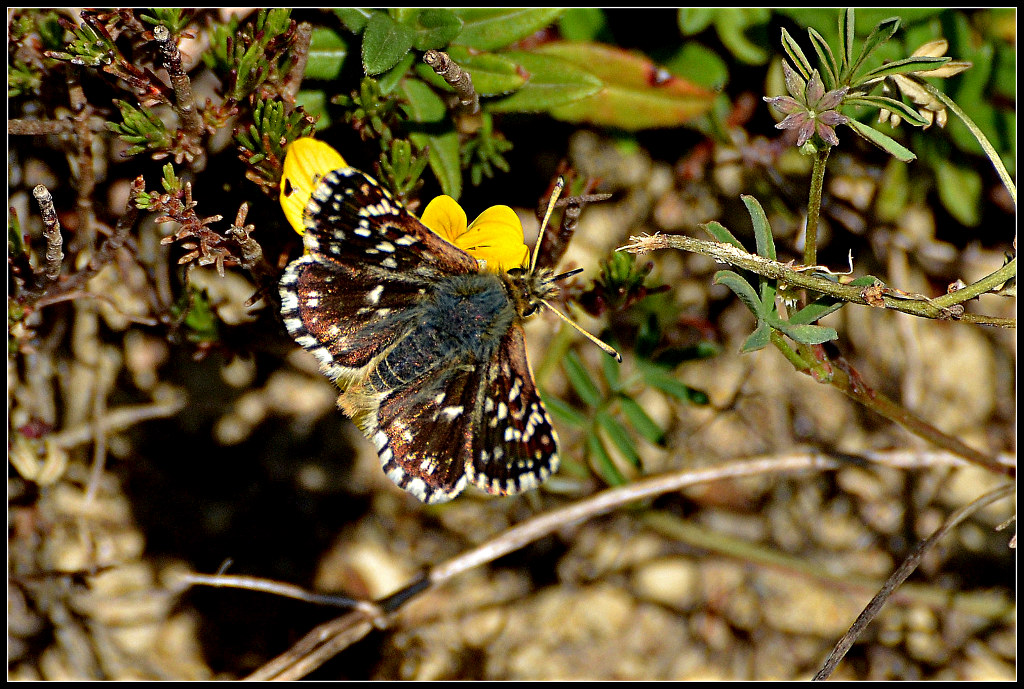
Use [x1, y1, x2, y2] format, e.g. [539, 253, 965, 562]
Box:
[467, 324, 560, 496]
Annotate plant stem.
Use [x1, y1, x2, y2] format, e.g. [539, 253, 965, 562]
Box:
[620, 235, 1015, 327]
[771, 331, 1013, 478]
[804, 146, 831, 268]
[921, 81, 1016, 207]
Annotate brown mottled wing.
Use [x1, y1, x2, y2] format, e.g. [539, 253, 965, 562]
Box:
[466, 325, 559, 496]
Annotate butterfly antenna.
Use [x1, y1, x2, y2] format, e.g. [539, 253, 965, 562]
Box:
[530, 177, 565, 274]
[539, 298, 622, 362]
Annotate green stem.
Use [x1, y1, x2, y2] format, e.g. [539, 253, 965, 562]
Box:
[621, 235, 1015, 327]
[772, 332, 1012, 478]
[804, 146, 830, 268]
[921, 81, 1016, 207]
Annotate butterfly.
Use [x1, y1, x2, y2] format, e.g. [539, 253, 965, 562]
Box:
[279, 166, 580, 503]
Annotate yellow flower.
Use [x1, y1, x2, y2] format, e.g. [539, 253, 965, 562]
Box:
[280, 138, 347, 235]
[280, 138, 529, 271]
[420, 195, 529, 272]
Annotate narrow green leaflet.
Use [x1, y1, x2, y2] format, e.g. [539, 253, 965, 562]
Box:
[845, 118, 916, 162]
[304, 27, 347, 81]
[701, 220, 747, 250]
[714, 270, 764, 317]
[564, 350, 603, 407]
[452, 8, 564, 51]
[741, 323, 772, 352]
[618, 396, 666, 446]
[859, 55, 950, 82]
[588, 433, 627, 486]
[541, 393, 589, 429]
[597, 410, 642, 468]
[845, 95, 930, 127]
[486, 51, 602, 113]
[780, 27, 814, 81]
[807, 28, 839, 89]
[741, 195, 776, 261]
[848, 16, 901, 81]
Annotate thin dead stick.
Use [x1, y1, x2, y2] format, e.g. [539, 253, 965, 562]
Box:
[246, 452, 845, 680]
[812, 482, 1015, 681]
[176, 572, 379, 616]
[48, 395, 186, 449]
[152, 25, 203, 140]
[282, 22, 313, 104]
[32, 185, 64, 283]
[423, 49, 479, 114]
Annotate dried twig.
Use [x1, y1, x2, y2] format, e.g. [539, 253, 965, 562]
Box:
[152, 25, 204, 145]
[31, 185, 64, 284]
[282, 21, 313, 105]
[812, 482, 1015, 680]
[423, 49, 479, 114]
[620, 233, 1016, 328]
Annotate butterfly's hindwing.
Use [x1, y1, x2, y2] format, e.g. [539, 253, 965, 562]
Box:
[467, 325, 559, 496]
[362, 359, 486, 503]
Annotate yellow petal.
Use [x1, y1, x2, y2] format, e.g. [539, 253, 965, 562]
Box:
[463, 205, 530, 271]
[280, 138, 347, 235]
[420, 195, 468, 246]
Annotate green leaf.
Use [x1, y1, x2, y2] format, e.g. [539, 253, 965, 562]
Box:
[740, 323, 772, 352]
[559, 8, 609, 42]
[678, 8, 715, 35]
[295, 89, 330, 128]
[361, 12, 414, 75]
[597, 411, 642, 469]
[304, 27, 347, 81]
[838, 8, 854, 74]
[848, 16, 900, 81]
[399, 76, 446, 123]
[335, 8, 374, 34]
[640, 363, 710, 404]
[714, 270, 764, 317]
[768, 318, 838, 345]
[807, 28, 840, 89]
[701, 220, 746, 250]
[533, 42, 715, 129]
[780, 27, 814, 81]
[845, 119, 916, 162]
[378, 52, 415, 95]
[844, 95, 930, 128]
[452, 8, 564, 51]
[714, 8, 769, 65]
[787, 296, 845, 325]
[741, 195, 776, 261]
[664, 42, 729, 91]
[409, 8, 463, 50]
[601, 351, 622, 392]
[542, 393, 589, 429]
[485, 51, 602, 113]
[564, 350, 603, 407]
[858, 55, 950, 82]
[618, 396, 666, 446]
[934, 159, 982, 227]
[587, 433, 627, 486]
[411, 129, 462, 199]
